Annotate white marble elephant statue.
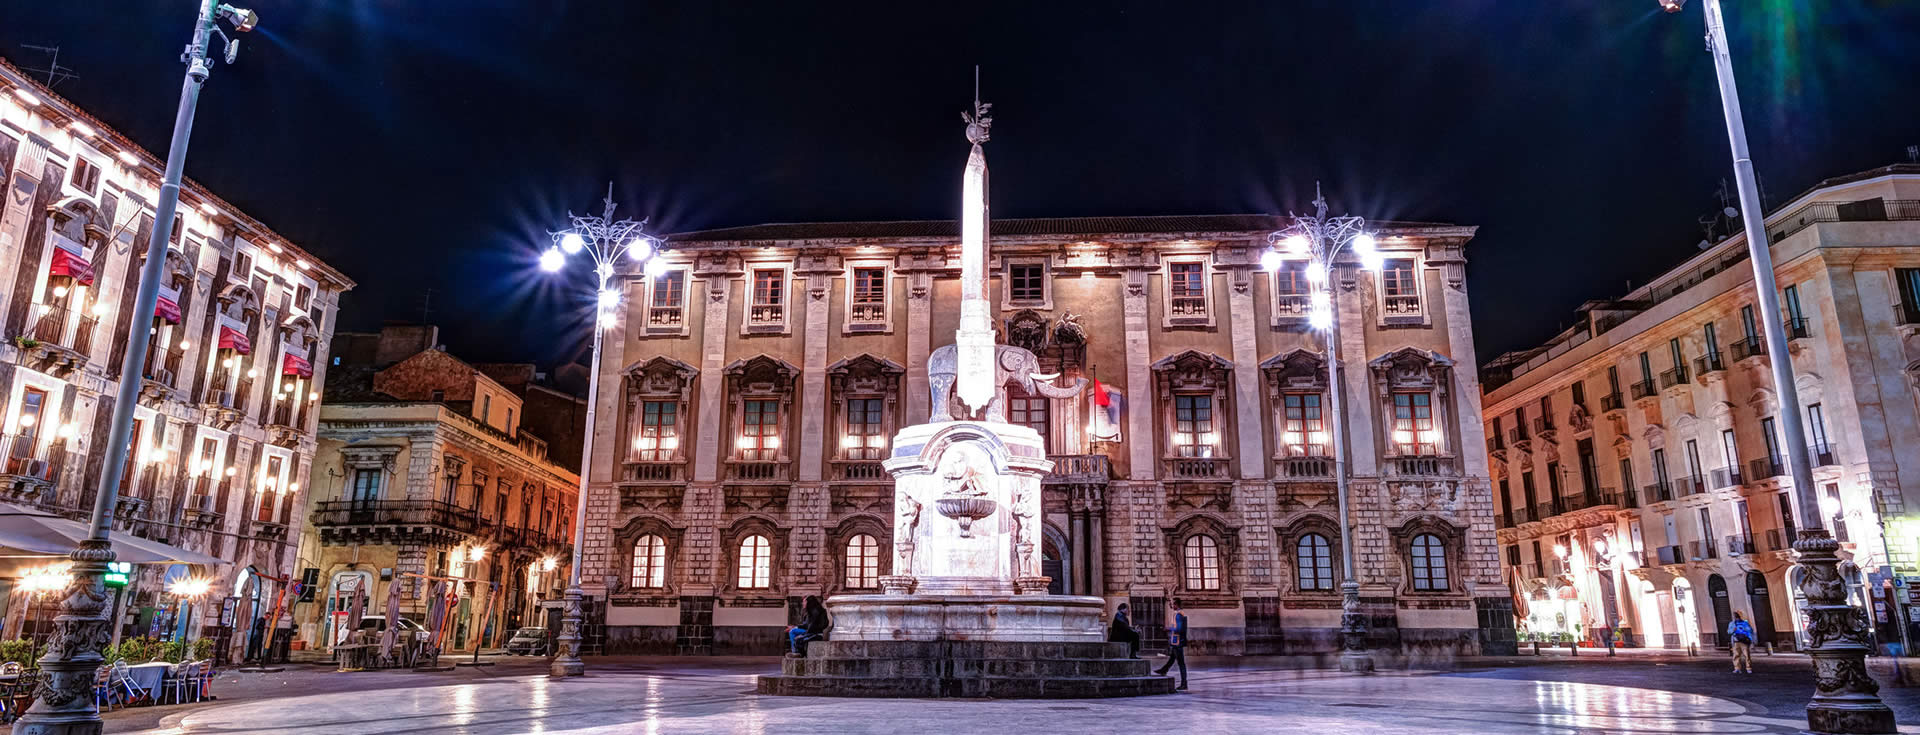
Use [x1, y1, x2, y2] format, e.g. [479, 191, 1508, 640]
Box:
[929, 343, 1088, 423]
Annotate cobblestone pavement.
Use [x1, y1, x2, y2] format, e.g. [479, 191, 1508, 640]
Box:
[106, 651, 1920, 734]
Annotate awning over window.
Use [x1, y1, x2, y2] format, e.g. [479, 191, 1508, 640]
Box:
[48, 247, 94, 286]
[155, 286, 182, 325]
[282, 352, 312, 378]
[218, 325, 251, 355]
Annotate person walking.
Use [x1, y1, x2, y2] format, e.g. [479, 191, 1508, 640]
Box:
[1155, 599, 1188, 690]
[787, 595, 831, 656]
[1727, 610, 1755, 673]
[1109, 602, 1140, 659]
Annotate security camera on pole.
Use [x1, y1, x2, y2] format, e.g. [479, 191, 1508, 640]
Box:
[1657, 1, 1893, 732]
[11, 2, 257, 734]
[538, 186, 665, 678]
[1263, 184, 1381, 674]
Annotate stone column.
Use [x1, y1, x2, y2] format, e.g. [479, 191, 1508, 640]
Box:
[904, 267, 934, 425]
[693, 260, 735, 484]
[797, 257, 833, 482]
[1069, 508, 1088, 595]
[1122, 266, 1156, 481]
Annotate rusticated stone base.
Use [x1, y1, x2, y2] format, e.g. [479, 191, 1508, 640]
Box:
[824, 594, 1107, 643]
[756, 640, 1176, 698]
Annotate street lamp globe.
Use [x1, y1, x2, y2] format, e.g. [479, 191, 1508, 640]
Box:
[1359, 250, 1384, 272]
[1351, 232, 1378, 254]
[1308, 306, 1333, 331]
[643, 257, 669, 279]
[539, 247, 564, 272]
[1284, 234, 1310, 253]
[628, 237, 653, 262]
[1259, 249, 1285, 272]
[559, 232, 587, 254]
[597, 289, 620, 309]
[1305, 260, 1328, 283]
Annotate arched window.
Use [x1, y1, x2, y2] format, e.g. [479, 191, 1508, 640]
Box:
[1297, 533, 1334, 591]
[1183, 535, 1220, 591]
[738, 534, 772, 589]
[845, 534, 879, 589]
[1410, 533, 1448, 591]
[630, 534, 666, 588]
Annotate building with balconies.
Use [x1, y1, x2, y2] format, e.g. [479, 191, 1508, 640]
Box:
[579, 214, 1501, 656]
[1481, 163, 1920, 651]
[0, 58, 351, 660]
[296, 325, 580, 653]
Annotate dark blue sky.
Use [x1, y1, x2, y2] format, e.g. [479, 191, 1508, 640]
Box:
[6, 1, 1917, 367]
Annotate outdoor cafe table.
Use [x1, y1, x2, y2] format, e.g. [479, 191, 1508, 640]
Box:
[125, 662, 173, 700]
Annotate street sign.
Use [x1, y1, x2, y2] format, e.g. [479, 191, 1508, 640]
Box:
[104, 561, 131, 588]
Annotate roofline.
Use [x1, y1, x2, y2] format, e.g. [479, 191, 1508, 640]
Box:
[0, 56, 355, 291]
[667, 215, 1476, 246]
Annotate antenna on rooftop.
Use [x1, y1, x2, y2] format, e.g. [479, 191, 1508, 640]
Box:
[18, 44, 78, 88]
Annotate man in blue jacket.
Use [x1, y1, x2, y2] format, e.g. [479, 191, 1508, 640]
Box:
[1727, 610, 1755, 673]
[1154, 599, 1189, 690]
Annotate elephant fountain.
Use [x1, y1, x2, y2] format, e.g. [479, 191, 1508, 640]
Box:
[928, 343, 1088, 423]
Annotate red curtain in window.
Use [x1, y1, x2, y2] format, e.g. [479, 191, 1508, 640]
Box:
[155, 287, 182, 324]
[281, 352, 313, 377]
[218, 324, 251, 355]
[48, 247, 95, 286]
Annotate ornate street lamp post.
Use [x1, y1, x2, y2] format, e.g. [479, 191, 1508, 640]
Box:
[12, 3, 256, 733]
[539, 186, 665, 678]
[1264, 185, 1382, 674]
[1659, 1, 1893, 731]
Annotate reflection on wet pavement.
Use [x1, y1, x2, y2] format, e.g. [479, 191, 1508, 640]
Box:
[135, 665, 1833, 735]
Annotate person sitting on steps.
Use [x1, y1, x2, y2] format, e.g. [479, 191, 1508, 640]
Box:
[787, 596, 831, 657]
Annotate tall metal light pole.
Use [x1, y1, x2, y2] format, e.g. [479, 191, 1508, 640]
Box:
[1265, 185, 1382, 674]
[1659, 1, 1894, 731]
[539, 185, 664, 678]
[13, 3, 256, 733]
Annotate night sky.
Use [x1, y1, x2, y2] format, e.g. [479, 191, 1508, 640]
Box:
[6, 1, 1917, 370]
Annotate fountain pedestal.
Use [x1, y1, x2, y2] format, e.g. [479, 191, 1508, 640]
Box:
[757, 421, 1173, 698]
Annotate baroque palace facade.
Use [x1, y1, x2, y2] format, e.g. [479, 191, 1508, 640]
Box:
[580, 214, 1506, 656]
[0, 59, 351, 659]
[296, 325, 580, 654]
[1481, 163, 1920, 651]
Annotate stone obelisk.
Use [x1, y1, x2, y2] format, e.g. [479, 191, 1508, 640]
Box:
[954, 70, 996, 416]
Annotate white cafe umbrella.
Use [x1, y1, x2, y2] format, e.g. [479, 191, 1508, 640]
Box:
[0, 503, 221, 565]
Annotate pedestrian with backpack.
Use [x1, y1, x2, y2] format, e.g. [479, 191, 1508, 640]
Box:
[1727, 610, 1755, 673]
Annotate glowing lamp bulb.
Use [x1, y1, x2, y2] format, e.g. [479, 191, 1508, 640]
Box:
[1351, 233, 1378, 254]
[16, 415, 34, 428]
[1359, 251, 1384, 272]
[1593, 538, 1608, 555]
[1305, 261, 1328, 283]
[1309, 306, 1333, 330]
[1553, 544, 1568, 559]
[541, 558, 557, 572]
[52, 285, 69, 298]
[539, 247, 564, 273]
[1309, 291, 1331, 309]
[597, 312, 617, 329]
[116, 151, 140, 166]
[199, 203, 219, 217]
[1284, 234, 1310, 253]
[92, 302, 110, 316]
[247, 369, 259, 378]
[644, 258, 669, 279]
[597, 289, 620, 308]
[1259, 250, 1285, 272]
[628, 238, 653, 261]
[69, 122, 95, 138]
[559, 233, 586, 254]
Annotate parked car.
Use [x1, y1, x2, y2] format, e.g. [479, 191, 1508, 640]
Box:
[504, 627, 550, 656]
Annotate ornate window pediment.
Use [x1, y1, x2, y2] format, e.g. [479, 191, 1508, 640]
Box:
[1260, 349, 1328, 393]
[622, 357, 697, 470]
[1162, 513, 1239, 598]
[1151, 350, 1232, 392]
[1368, 347, 1454, 393]
[627, 356, 697, 401]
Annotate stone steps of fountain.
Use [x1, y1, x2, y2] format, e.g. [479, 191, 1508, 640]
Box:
[757, 639, 1176, 698]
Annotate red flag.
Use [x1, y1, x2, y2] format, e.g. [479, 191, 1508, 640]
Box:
[1091, 379, 1111, 407]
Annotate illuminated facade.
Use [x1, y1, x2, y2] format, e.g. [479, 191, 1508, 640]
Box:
[0, 59, 352, 660]
[1481, 164, 1920, 650]
[296, 325, 580, 653]
[578, 214, 1504, 656]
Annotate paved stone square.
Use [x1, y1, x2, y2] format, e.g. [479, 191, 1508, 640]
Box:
[103, 652, 1920, 734]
